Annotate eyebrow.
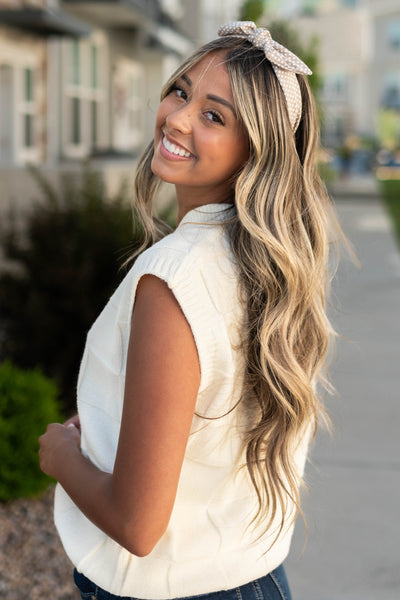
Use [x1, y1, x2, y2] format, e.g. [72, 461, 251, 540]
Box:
[206, 94, 236, 117]
[181, 73, 236, 117]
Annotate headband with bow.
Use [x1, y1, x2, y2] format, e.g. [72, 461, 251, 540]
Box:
[218, 21, 312, 131]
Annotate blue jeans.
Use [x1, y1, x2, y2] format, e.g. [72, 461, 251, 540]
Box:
[73, 565, 292, 600]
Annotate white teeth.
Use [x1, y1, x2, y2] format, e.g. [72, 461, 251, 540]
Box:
[162, 136, 191, 157]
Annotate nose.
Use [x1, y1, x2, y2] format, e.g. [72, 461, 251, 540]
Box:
[165, 103, 193, 135]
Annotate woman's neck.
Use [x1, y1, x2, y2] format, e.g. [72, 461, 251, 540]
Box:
[175, 185, 234, 225]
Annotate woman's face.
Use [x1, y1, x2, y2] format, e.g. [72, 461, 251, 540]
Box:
[151, 51, 249, 205]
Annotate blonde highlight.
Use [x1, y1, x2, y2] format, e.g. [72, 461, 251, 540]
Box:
[130, 36, 345, 545]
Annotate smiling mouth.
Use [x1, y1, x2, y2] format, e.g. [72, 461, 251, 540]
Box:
[162, 136, 193, 158]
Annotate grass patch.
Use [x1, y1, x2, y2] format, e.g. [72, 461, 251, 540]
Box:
[379, 179, 400, 247]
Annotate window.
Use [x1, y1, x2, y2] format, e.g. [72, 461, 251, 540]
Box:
[90, 44, 99, 89]
[70, 97, 81, 145]
[388, 21, 400, 50]
[113, 60, 144, 152]
[25, 67, 34, 101]
[63, 36, 106, 157]
[382, 72, 400, 110]
[0, 47, 41, 165]
[89, 43, 100, 147]
[324, 115, 345, 146]
[90, 100, 98, 147]
[71, 40, 80, 85]
[0, 65, 13, 164]
[67, 41, 82, 146]
[128, 72, 143, 141]
[323, 73, 347, 100]
[334, 116, 345, 140]
[340, 0, 358, 7]
[21, 67, 36, 149]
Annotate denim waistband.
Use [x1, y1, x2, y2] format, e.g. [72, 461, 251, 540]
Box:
[73, 564, 291, 600]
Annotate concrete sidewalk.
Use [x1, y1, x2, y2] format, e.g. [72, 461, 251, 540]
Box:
[285, 192, 400, 599]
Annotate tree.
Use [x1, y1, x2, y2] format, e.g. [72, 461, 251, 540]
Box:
[240, 0, 267, 22]
[238, 3, 323, 117]
[0, 166, 143, 413]
[266, 20, 323, 108]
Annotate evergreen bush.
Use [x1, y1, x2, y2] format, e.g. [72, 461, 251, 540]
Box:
[0, 165, 146, 413]
[0, 361, 62, 502]
[380, 178, 400, 247]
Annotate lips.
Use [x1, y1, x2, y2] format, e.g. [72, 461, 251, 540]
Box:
[162, 135, 194, 158]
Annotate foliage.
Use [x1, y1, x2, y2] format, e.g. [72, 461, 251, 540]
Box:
[0, 361, 62, 502]
[380, 179, 400, 247]
[318, 159, 336, 184]
[265, 20, 323, 107]
[0, 165, 145, 413]
[301, 0, 319, 16]
[240, 0, 267, 22]
[376, 110, 400, 150]
[235, 6, 323, 115]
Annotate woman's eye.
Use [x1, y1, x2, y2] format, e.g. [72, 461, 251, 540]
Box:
[170, 84, 187, 100]
[176, 88, 187, 100]
[204, 110, 223, 125]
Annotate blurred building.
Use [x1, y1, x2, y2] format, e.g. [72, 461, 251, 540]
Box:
[179, 0, 242, 45]
[0, 0, 240, 215]
[368, 0, 400, 116]
[290, 2, 371, 147]
[273, 0, 400, 149]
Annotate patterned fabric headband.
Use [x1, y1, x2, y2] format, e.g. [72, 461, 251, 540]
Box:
[218, 21, 312, 131]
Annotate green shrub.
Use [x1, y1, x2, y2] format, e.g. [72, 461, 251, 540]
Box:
[0, 165, 146, 413]
[318, 160, 337, 184]
[380, 178, 400, 247]
[0, 361, 62, 502]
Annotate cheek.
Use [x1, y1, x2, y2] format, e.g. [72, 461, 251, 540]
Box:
[229, 133, 249, 172]
[213, 134, 248, 175]
[154, 99, 169, 132]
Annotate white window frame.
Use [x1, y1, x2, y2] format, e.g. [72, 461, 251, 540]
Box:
[388, 20, 400, 51]
[160, 0, 184, 20]
[382, 71, 400, 109]
[0, 63, 15, 165]
[62, 33, 107, 159]
[18, 66, 39, 162]
[322, 72, 348, 101]
[113, 59, 145, 152]
[128, 64, 145, 149]
[0, 35, 44, 165]
[15, 58, 41, 164]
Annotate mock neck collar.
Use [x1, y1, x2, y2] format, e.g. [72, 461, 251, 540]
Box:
[177, 203, 236, 228]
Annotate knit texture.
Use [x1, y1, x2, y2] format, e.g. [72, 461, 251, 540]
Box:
[54, 203, 311, 598]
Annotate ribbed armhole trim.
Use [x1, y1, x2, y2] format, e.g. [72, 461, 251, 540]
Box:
[130, 247, 221, 395]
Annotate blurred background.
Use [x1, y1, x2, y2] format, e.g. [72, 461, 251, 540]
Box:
[0, 1, 399, 599]
[0, 0, 399, 215]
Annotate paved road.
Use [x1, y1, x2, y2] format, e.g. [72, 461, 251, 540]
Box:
[285, 195, 400, 600]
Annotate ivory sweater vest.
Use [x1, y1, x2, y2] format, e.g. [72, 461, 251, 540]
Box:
[54, 203, 310, 598]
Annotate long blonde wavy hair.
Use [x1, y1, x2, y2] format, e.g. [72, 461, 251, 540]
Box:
[131, 36, 344, 541]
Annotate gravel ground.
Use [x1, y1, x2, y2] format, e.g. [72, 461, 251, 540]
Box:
[0, 486, 77, 600]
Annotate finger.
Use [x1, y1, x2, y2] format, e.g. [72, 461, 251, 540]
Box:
[66, 423, 82, 444]
[63, 414, 81, 430]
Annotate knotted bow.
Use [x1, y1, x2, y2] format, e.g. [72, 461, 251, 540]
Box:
[218, 21, 312, 131]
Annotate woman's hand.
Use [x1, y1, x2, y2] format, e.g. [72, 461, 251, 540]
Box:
[63, 413, 81, 431]
[38, 421, 81, 479]
[35, 275, 200, 556]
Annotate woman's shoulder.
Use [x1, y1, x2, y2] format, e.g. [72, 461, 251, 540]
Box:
[133, 223, 233, 284]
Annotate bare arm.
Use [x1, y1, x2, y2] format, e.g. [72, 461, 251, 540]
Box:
[39, 274, 200, 556]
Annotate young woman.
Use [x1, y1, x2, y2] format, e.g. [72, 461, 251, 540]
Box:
[39, 22, 342, 600]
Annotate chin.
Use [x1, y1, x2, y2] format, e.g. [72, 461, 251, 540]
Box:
[150, 156, 162, 179]
[150, 157, 179, 185]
